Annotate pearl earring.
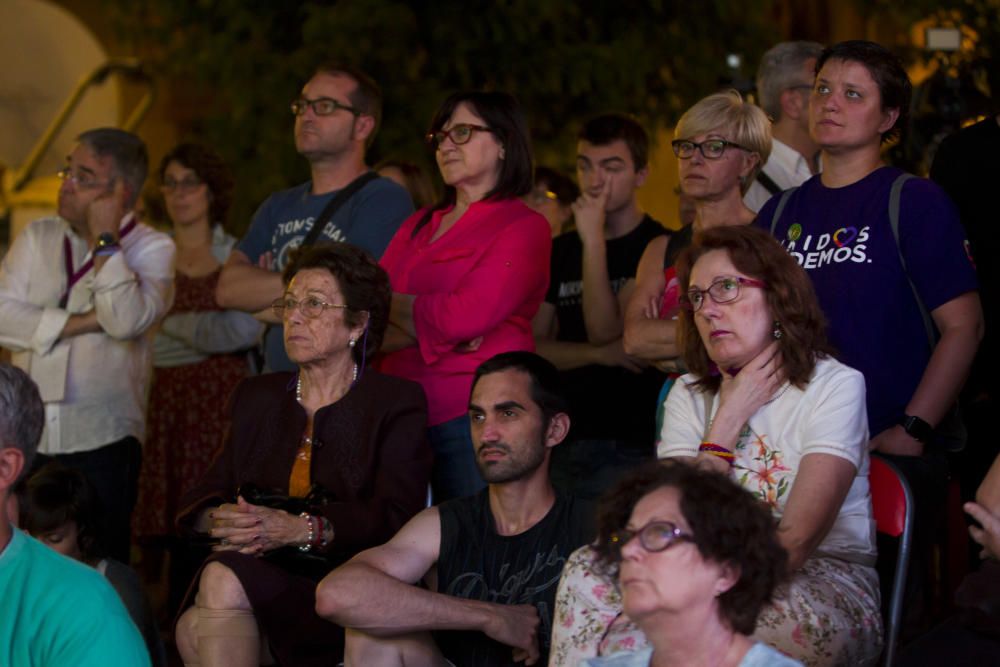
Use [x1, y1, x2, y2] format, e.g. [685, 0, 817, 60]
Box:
[349, 339, 356, 348]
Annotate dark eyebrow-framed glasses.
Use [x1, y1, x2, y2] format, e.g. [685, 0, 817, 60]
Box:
[682, 276, 767, 312]
[290, 97, 362, 117]
[609, 520, 693, 557]
[671, 139, 750, 160]
[426, 123, 494, 148]
[272, 296, 349, 319]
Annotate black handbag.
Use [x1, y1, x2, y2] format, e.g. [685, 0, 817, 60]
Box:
[234, 482, 340, 577]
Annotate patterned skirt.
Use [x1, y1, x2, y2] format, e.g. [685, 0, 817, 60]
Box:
[133, 354, 247, 539]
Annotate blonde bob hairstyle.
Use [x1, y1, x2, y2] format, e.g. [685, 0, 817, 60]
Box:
[674, 90, 772, 195]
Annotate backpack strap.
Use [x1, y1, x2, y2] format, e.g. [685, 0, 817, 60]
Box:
[301, 171, 379, 248]
[887, 173, 936, 349]
[768, 187, 798, 235]
[756, 170, 782, 196]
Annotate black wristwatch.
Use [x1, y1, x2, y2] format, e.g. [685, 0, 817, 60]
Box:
[95, 232, 120, 256]
[899, 414, 934, 443]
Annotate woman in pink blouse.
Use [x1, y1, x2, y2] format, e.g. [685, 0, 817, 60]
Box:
[378, 91, 551, 502]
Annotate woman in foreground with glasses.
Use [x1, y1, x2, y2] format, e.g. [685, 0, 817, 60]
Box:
[134, 144, 261, 569]
[582, 459, 798, 667]
[378, 91, 550, 503]
[552, 225, 881, 667]
[174, 243, 431, 667]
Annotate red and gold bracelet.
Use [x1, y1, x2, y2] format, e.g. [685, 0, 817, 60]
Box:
[699, 441, 735, 465]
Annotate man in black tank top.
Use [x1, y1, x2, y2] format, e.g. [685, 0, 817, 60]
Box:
[317, 352, 595, 666]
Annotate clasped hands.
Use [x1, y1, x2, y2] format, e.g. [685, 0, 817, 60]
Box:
[208, 496, 309, 555]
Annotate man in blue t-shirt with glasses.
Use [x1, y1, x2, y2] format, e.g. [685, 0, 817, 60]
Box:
[217, 63, 412, 372]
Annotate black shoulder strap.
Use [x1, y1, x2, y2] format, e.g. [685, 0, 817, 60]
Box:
[663, 223, 694, 269]
[768, 186, 798, 235]
[301, 171, 379, 248]
[756, 170, 782, 196]
[887, 173, 936, 349]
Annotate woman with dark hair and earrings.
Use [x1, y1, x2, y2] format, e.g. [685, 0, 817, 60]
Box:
[552, 226, 882, 667]
[378, 91, 551, 503]
[174, 243, 431, 667]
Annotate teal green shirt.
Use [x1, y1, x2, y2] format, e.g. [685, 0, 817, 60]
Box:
[0, 527, 150, 667]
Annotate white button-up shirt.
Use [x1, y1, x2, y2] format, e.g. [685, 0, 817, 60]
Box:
[743, 137, 818, 213]
[0, 214, 175, 454]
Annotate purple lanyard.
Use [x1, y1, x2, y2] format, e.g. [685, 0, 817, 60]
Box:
[59, 217, 137, 308]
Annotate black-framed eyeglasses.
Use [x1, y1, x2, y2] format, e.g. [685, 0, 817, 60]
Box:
[160, 177, 203, 193]
[682, 276, 767, 312]
[272, 296, 349, 319]
[57, 166, 110, 191]
[609, 521, 693, 557]
[426, 123, 494, 148]
[671, 139, 750, 160]
[290, 97, 362, 117]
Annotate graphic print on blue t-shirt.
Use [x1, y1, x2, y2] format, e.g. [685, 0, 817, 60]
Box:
[237, 178, 413, 371]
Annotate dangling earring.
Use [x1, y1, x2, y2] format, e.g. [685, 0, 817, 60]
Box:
[772, 321, 782, 340]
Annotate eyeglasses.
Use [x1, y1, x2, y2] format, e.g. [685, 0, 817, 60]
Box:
[609, 521, 693, 557]
[671, 139, 750, 160]
[290, 97, 361, 117]
[426, 124, 493, 148]
[682, 276, 767, 312]
[160, 177, 204, 193]
[272, 296, 349, 319]
[57, 167, 111, 191]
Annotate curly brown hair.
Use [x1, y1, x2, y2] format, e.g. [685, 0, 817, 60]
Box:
[594, 459, 788, 635]
[159, 143, 234, 226]
[675, 225, 832, 392]
[282, 243, 390, 366]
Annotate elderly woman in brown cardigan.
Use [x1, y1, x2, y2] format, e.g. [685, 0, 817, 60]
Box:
[174, 243, 430, 667]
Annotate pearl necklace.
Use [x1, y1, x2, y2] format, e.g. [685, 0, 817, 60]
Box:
[296, 365, 359, 405]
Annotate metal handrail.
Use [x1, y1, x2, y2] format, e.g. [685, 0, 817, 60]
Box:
[7, 58, 155, 193]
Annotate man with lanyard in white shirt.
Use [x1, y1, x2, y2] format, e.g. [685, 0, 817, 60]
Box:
[0, 128, 175, 563]
[743, 41, 824, 213]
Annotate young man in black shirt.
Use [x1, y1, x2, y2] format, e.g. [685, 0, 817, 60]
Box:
[533, 113, 667, 500]
[316, 352, 593, 666]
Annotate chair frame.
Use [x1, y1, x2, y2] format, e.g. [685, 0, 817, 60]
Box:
[870, 453, 915, 667]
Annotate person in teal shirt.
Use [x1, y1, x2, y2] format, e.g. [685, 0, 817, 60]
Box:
[0, 363, 150, 667]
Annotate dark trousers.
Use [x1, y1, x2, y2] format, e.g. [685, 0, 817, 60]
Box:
[35, 436, 142, 563]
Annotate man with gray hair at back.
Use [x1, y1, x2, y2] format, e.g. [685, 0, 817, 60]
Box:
[0, 128, 175, 562]
[744, 41, 824, 212]
[0, 364, 150, 666]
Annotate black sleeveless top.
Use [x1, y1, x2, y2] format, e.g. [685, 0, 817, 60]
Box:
[435, 490, 595, 666]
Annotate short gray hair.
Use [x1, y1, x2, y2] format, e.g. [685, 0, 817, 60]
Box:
[0, 364, 44, 473]
[77, 128, 148, 209]
[756, 41, 824, 121]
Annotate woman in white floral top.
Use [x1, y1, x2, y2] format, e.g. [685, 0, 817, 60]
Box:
[551, 226, 882, 667]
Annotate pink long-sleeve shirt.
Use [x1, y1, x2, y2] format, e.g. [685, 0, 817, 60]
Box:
[378, 198, 551, 425]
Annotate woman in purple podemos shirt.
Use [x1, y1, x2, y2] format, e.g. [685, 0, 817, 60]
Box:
[378, 91, 550, 503]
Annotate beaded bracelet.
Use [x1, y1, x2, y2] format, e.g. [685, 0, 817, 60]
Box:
[316, 517, 332, 550]
[298, 512, 315, 552]
[699, 441, 735, 465]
